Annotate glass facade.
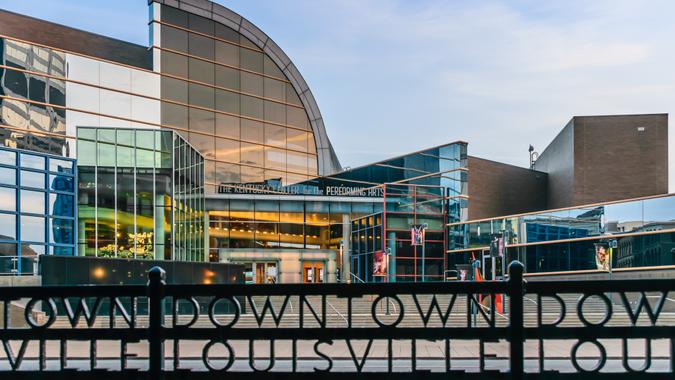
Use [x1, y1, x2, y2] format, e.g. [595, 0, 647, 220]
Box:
[77, 127, 205, 262]
[154, 4, 319, 192]
[0, 38, 68, 155]
[448, 194, 675, 274]
[0, 146, 76, 274]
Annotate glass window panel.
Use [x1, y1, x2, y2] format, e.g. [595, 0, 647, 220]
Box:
[20, 154, 45, 170]
[161, 51, 188, 78]
[97, 143, 115, 167]
[241, 95, 263, 119]
[161, 25, 188, 53]
[161, 102, 188, 129]
[97, 129, 116, 143]
[240, 48, 263, 73]
[264, 77, 285, 102]
[49, 158, 74, 174]
[0, 213, 16, 239]
[264, 147, 286, 171]
[161, 5, 188, 27]
[116, 146, 135, 167]
[308, 154, 318, 175]
[240, 142, 263, 167]
[216, 162, 240, 184]
[215, 65, 240, 90]
[0, 187, 16, 212]
[241, 119, 263, 143]
[49, 192, 74, 217]
[240, 166, 263, 183]
[77, 140, 96, 166]
[188, 33, 214, 60]
[215, 90, 239, 114]
[286, 85, 302, 106]
[286, 172, 309, 185]
[264, 124, 286, 148]
[188, 133, 215, 159]
[264, 170, 286, 185]
[20, 170, 43, 189]
[265, 101, 286, 124]
[308, 133, 317, 154]
[241, 72, 263, 95]
[188, 82, 214, 109]
[50, 174, 74, 193]
[215, 41, 239, 67]
[0, 167, 16, 186]
[263, 55, 284, 79]
[0, 149, 17, 166]
[189, 13, 214, 35]
[20, 215, 45, 242]
[287, 151, 308, 175]
[215, 114, 240, 139]
[50, 218, 74, 245]
[287, 106, 309, 130]
[215, 24, 239, 43]
[161, 77, 188, 103]
[189, 57, 214, 84]
[287, 128, 308, 152]
[189, 108, 215, 134]
[215, 138, 239, 163]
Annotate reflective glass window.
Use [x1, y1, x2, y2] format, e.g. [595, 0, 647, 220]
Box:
[0, 187, 16, 212]
[215, 138, 239, 163]
[0, 167, 16, 186]
[188, 33, 214, 60]
[49, 193, 74, 217]
[77, 140, 96, 166]
[241, 95, 263, 119]
[189, 57, 214, 85]
[189, 108, 215, 134]
[264, 77, 285, 102]
[161, 5, 188, 27]
[161, 77, 188, 103]
[287, 151, 309, 175]
[20, 154, 45, 170]
[241, 119, 263, 143]
[188, 133, 215, 159]
[286, 84, 302, 106]
[241, 72, 263, 96]
[161, 102, 188, 129]
[240, 48, 263, 73]
[215, 65, 240, 90]
[50, 218, 74, 244]
[264, 147, 286, 171]
[161, 51, 188, 78]
[189, 13, 214, 36]
[216, 162, 240, 183]
[21, 190, 45, 214]
[240, 142, 263, 167]
[97, 142, 116, 167]
[215, 41, 239, 67]
[188, 82, 214, 109]
[240, 166, 263, 183]
[215, 114, 240, 139]
[264, 124, 286, 148]
[20, 215, 45, 242]
[287, 106, 309, 130]
[287, 129, 308, 152]
[215, 89, 240, 114]
[49, 158, 73, 174]
[265, 101, 286, 124]
[0, 213, 16, 239]
[264, 55, 285, 79]
[0, 149, 17, 166]
[161, 25, 188, 53]
[20, 170, 44, 189]
[215, 24, 239, 43]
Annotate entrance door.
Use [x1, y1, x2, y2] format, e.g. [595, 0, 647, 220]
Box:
[302, 262, 324, 283]
[254, 262, 277, 284]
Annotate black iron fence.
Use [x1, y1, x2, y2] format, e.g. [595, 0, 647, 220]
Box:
[0, 261, 674, 379]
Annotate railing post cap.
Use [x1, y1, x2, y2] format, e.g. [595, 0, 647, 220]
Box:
[148, 266, 166, 281]
[508, 260, 524, 274]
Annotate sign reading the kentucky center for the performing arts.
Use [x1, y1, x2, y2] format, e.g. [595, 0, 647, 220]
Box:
[218, 182, 384, 197]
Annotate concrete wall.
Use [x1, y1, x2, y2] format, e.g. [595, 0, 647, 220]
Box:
[468, 156, 548, 219]
[0, 275, 41, 287]
[533, 119, 575, 209]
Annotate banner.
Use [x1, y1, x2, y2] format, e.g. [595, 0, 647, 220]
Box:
[373, 251, 388, 276]
[594, 243, 612, 272]
[411, 225, 426, 246]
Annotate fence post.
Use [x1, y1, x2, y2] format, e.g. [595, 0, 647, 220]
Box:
[508, 261, 525, 380]
[148, 266, 166, 380]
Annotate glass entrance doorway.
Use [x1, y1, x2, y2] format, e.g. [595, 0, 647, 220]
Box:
[302, 262, 324, 283]
[243, 262, 277, 284]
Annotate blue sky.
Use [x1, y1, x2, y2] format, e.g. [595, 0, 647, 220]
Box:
[2, 0, 674, 190]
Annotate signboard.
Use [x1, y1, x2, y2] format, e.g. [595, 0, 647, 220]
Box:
[217, 181, 385, 198]
[373, 251, 388, 276]
[411, 225, 426, 246]
[594, 243, 612, 272]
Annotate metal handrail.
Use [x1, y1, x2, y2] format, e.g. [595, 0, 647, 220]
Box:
[326, 301, 348, 325]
